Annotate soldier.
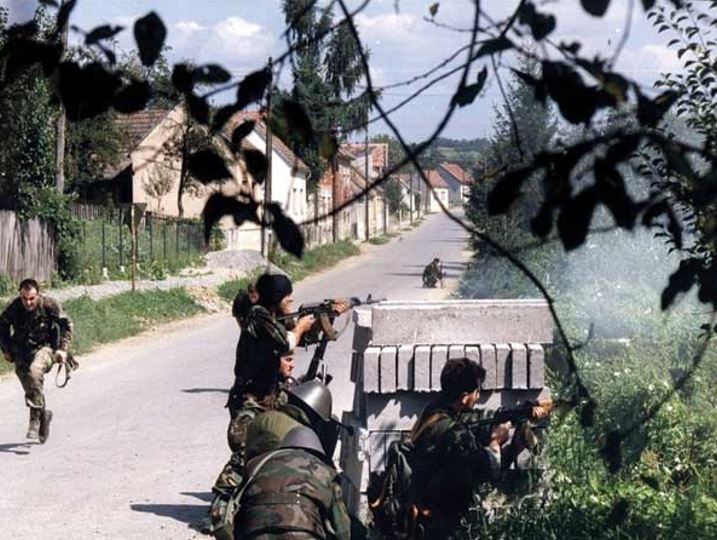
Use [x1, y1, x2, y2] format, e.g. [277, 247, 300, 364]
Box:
[421, 258, 443, 288]
[409, 357, 547, 539]
[231, 282, 258, 330]
[232, 380, 351, 540]
[0, 278, 73, 443]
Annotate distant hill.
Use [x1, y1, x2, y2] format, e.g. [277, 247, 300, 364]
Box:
[432, 137, 490, 153]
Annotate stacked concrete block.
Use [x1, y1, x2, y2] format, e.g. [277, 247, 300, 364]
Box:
[342, 300, 555, 515]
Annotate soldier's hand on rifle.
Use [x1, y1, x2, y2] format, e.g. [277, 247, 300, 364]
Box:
[54, 350, 67, 365]
[296, 314, 316, 334]
[488, 421, 512, 452]
[331, 299, 351, 316]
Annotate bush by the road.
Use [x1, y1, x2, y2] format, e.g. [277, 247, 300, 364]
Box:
[272, 240, 360, 282]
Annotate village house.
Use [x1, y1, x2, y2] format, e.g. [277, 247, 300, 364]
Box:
[436, 162, 474, 205]
[79, 105, 309, 252]
[423, 169, 450, 213]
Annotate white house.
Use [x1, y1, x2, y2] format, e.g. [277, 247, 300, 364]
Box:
[221, 111, 310, 252]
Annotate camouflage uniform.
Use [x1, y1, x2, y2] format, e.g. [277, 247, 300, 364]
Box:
[0, 295, 73, 420]
[234, 447, 351, 539]
[409, 398, 500, 539]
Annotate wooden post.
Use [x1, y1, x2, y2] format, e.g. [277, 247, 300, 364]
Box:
[262, 57, 274, 260]
[364, 131, 369, 241]
[130, 205, 136, 292]
[332, 129, 339, 243]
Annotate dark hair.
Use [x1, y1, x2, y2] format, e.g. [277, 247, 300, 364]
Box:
[440, 358, 485, 401]
[256, 273, 293, 310]
[19, 278, 40, 293]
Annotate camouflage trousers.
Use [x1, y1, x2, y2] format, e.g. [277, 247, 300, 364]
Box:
[15, 346, 55, 414]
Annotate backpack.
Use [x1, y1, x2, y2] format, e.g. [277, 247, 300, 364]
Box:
[212, 449, 290, 540]
[368, 414, 443, 539]
[369, 439, 417, 539]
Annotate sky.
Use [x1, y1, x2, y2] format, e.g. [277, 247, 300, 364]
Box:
[3, 0, 683, 143]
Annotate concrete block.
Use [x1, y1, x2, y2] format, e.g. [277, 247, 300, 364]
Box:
[371, 300, 554, 346]
[527, 344, 545, 389]
[380, 346, 398, 393]
[448, 344, 465, 360]
[495, 344, 511, 389]
[397, 345, 414, 391]
[510, 343, 528, 389]
[431, 345, 448, 391]
[478, 344, 497, 389]
[413, 345, 431, 391]
[365, 394, 428, 431]
[363, 347, 381, 393]
[353, 306, 372, 328]
[350, 325, 372, 383]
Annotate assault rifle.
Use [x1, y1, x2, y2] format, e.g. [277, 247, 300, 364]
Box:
[279, 295, 385, 382]
[469, 399, 567, 428]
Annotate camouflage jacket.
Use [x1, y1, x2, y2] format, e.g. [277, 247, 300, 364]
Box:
[235, 448, 351, 540]
[0, 295, 73, 358]
[410, 398, 499, 522]
[234, 305, 292, 398]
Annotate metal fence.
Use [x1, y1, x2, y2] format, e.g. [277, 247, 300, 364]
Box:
[70, 204, 206, 272]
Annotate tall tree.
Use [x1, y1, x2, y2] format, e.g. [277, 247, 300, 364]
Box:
[279, 0, 369, 188]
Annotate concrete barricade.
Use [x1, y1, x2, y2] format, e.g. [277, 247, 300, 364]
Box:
[339, 299, 554, 516]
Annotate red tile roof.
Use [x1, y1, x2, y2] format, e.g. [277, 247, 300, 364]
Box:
[439, 162, 473, 185]
[341, 142, 389, 171]
[107, 109, 173, 176]
[426, 169, 448, 188]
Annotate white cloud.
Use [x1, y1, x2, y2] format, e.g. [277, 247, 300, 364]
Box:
[175, 21, 207, 34]
[215, 17, 263, 40]
[355, 12, 417, 46]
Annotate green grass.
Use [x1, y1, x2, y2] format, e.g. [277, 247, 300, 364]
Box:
[272, 239, 360, 282]
[368, 235, 391, 245]
[65, 288, 203, 355]
[217, 272, 260, 304]
[1, 287, 203, 376]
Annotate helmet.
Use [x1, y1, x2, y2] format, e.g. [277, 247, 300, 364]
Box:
[280, 425, 326, 457]
[288, 380, 332, 422]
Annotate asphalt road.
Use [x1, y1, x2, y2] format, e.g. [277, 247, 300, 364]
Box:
[0, 211, 470, 539]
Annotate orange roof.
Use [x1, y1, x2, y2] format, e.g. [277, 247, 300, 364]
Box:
[108, 109, 172, 176]
[341, 142, 389, 170]
[426, 169, 448, 188]
[440, 162, 473, 185]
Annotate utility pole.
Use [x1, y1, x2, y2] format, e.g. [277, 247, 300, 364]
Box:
[409, 171, 414, 223]
[364, 130, 370, 241]
[261, 58, 274, 260]
[55, 0, 69, 194]
[331, 128, 339, 243]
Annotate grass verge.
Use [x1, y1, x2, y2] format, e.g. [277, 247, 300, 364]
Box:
[368, 235, 391, 245]
[272, 239, 360, 282]
[0, 287, 204, 377]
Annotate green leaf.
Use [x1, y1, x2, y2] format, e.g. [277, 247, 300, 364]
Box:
[268, 203, 304, 258]
[192, 64, 232, 85]
[640, 0, 656, 10]
[243, 148, 268, 185]
[429, 2, 440, 17]
[187, 149, 233, 184]
[85, 24, 124, 46]
[236, 68, 271, 110]
[451, 67, 488, 107]
[661, 259, 700, 310]
[201, 194, 259, 242]
[581, 0, 611, 17]
[134, 12, 166, 67]
[231, 120, 256, 148]
[113, 80, 151, 113]
[474, 36, 513, 58]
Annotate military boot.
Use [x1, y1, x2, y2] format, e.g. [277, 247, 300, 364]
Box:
[26, 410, 41, 440]
[38, 409, 53, 444]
